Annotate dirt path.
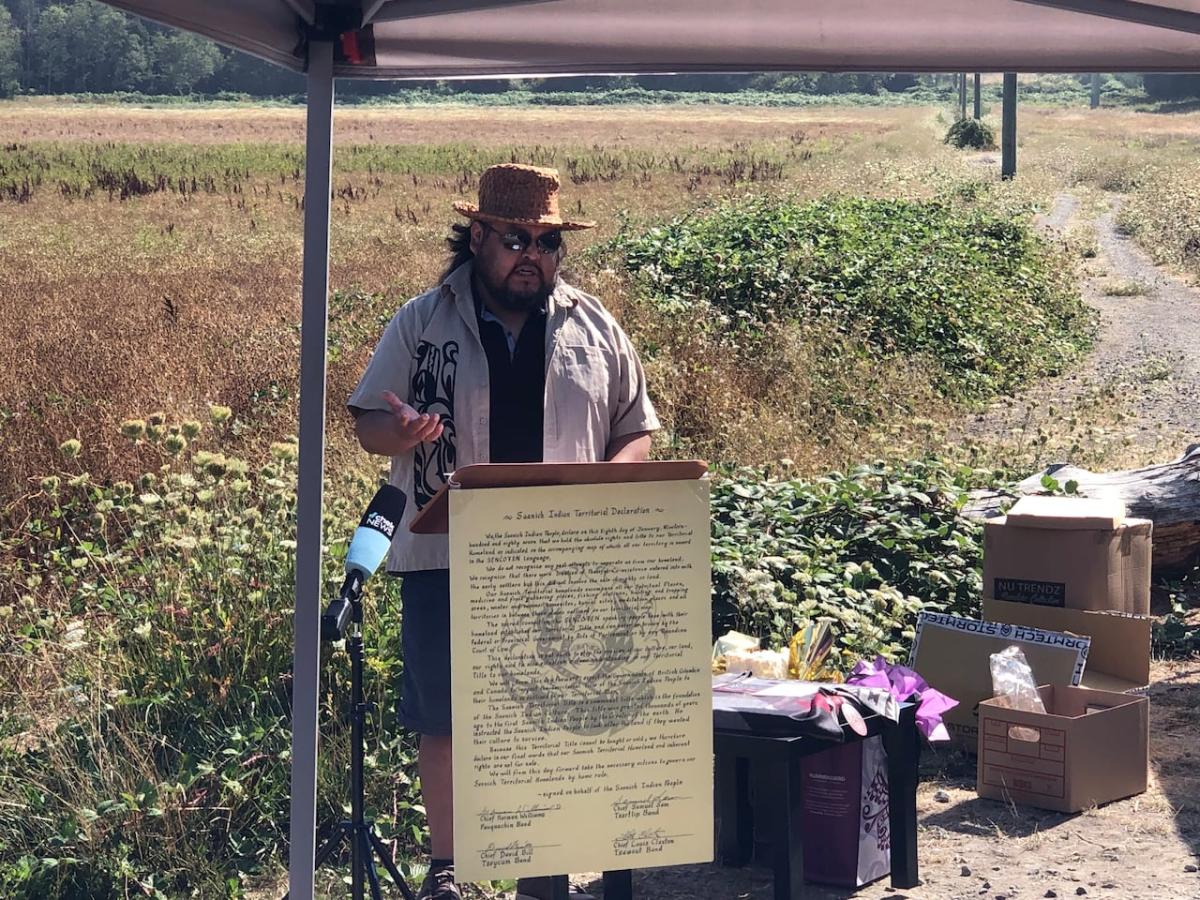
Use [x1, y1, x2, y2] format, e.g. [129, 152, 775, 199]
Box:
[1090, 204, 1200, 438]
[957, 191, 1200, 463]
[1040, 192, 1080, 232]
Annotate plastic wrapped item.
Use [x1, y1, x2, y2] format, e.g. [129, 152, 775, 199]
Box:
[989, 645, 1046, 741]
[725, 648, 789, 679]
[788, 618, 838, 681]
[712, 622, 843, 681]
[712, 630, 760, 674]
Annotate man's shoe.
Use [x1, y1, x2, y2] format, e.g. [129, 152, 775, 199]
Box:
[417, 867, 462, 900]
[514, 875, 595, 900]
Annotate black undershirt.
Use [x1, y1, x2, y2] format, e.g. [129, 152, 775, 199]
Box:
[476, 300, 546, 464]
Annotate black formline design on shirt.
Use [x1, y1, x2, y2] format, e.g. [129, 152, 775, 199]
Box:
[412, 339, 458, 510]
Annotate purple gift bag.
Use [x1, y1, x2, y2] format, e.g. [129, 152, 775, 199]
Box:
[801, 736, 891, 888]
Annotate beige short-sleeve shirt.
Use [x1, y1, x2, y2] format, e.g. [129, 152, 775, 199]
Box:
[347, 261, 660, 573]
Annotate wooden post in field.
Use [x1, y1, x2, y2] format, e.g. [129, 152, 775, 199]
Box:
[1091, 73, 1101, 109]
[959, 72, 968, 118]
[1002, 73, 1017, 179]
[974, 73, 982, 119]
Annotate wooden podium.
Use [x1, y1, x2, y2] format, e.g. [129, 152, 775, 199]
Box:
[409, 460, 709, 535]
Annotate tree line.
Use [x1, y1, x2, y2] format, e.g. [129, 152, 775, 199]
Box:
[0, 0, 291, 96]
[1, 0, 1199, 101]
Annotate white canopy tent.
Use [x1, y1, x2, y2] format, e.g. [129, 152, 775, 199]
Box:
[103, 0, 1200, 76]
[90, 2, 1200, 896]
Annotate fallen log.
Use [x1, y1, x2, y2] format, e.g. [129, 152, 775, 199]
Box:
[963, 443, 1200, 572]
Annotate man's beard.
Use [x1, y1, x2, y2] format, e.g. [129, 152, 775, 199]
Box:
[484, 267, 555, 312]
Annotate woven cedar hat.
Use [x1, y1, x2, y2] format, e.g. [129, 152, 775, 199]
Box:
[453, 163, 595, 231]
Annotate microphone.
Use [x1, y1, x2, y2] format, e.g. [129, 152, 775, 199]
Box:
[321, 484, 407, 641]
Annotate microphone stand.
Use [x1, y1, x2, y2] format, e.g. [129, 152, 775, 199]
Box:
[285, 573, 417, 900]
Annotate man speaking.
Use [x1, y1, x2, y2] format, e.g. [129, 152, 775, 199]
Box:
[348, 163, 660, 900]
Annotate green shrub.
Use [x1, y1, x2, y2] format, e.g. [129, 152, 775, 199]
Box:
[711, 457, 995, 664]
[944, 117, 997, 150]
[0, 428, 422, 897]
[607, 194, 1094, 402]
[1155, 566, 1200, 656]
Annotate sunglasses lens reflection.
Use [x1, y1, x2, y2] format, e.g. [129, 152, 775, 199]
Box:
[498, 229, 562, 255]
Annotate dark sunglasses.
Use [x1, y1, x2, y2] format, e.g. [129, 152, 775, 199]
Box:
[483, 223, 563, 256]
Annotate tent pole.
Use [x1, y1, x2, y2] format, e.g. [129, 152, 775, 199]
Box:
[973, 73, 982, 119]
[1091, 73, 1101, 108]
[1002, 73, 1017, 180]
[289, 38, 334, 900]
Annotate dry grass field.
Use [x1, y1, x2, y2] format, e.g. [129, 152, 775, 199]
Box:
[0, 100, 1090, 498]
[3, 99, 1199, 501]
[0, 102, 968, 503]
[0, 100, 905, 146]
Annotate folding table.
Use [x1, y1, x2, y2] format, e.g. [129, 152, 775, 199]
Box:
[713, 697, 921, 899]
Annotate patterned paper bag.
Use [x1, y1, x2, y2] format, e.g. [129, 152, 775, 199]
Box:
[800, 736, 890, 888]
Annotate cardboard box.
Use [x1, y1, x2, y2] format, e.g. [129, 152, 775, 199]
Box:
[983, 598, 1151, 693]
[909, 613, 1090, 749]
[977, 685, 1149, 813]
[982, 515, 1151, 614]
[1005, 496, 1125, 530]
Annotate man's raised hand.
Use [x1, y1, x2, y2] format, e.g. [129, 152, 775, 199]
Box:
[382, 390, 444, 451]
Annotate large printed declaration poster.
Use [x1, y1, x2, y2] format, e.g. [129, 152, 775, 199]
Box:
[449, 477, 712, 881]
